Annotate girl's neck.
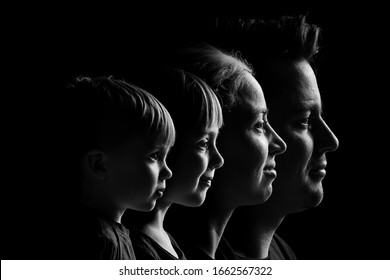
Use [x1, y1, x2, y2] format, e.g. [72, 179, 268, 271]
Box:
[138, 201, 179, 258]
[139, 201, 171, 233]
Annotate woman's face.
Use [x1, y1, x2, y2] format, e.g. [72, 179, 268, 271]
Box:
[212, 73, 286, 208]
[163, 123, 224, 207]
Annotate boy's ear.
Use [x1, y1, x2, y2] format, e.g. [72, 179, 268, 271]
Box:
[85, 150, 107, 180]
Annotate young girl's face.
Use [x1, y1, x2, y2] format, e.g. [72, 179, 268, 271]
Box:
[104, 136, 173, 212]
[162, 123, 224, 207]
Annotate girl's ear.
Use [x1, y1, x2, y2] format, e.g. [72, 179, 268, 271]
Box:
[84, 150, 107, 180]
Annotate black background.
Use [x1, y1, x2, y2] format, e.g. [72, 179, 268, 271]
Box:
[4, 3, 389, 259]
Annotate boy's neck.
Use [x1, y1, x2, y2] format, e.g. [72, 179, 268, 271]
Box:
[80, 195, 124, 224]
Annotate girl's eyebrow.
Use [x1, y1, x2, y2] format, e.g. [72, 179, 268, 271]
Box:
[150, 142, 173, 151]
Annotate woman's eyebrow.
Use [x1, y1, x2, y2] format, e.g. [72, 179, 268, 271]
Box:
[249, 107, 269, 118]
[294, 101, 322, 115]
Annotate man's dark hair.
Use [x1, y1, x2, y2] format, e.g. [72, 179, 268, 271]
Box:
[212, 15, 322, 104]
[214, 15, 321, 65]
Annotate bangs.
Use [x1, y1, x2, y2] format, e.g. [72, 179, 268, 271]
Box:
[189, 77, 223, 131]
[171, 69, 223, 132]
[143, 97, 176, 148]
[151, 69, 223, 137]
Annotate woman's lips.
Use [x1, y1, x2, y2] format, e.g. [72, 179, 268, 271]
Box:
[263, 164, 277, 178]
[263, 168, 277, 178]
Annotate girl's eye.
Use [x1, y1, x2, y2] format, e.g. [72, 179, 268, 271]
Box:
[197, 139, 209, 150]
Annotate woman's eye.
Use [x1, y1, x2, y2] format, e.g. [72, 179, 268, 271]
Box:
[254, 121, 266, 132]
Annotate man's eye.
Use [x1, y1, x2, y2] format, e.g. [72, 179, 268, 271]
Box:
[301, 118, 309, 124]
[298, 117, 313, 129]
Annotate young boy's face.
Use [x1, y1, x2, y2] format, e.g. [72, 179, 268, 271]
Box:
[104, 136, 173, 212]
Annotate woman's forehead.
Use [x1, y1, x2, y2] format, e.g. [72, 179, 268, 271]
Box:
[237, 75, 268, 116]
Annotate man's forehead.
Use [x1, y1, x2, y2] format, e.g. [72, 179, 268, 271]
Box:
[271, 94, 323, 116]
[267, 60, 322, 113]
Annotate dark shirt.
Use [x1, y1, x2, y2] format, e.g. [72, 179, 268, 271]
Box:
[61, 205, 136, 260]
[216, 234, 297, 260]
[269, 233, 297, 260]
[181, 245, 214, 260]
[131, 229, 186, 260]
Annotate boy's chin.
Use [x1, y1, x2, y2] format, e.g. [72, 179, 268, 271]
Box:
[133, 200, 157, 212]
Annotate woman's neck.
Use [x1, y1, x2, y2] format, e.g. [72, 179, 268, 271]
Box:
[190, 201, 236, 259]
[225, 205, 285, 259]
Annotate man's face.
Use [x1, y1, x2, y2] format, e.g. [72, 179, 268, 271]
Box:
[265, 59, 339, 214]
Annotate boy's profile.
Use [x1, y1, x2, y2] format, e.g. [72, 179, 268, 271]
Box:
[57, 76, 175, 259]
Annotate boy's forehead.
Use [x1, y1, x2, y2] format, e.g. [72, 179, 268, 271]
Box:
[117, 135, 172, 154]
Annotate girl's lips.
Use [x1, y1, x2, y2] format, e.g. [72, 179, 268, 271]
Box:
[155, 186, 166, 197]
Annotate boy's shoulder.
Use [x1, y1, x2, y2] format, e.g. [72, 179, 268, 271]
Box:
[68, 205, 135, 259]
